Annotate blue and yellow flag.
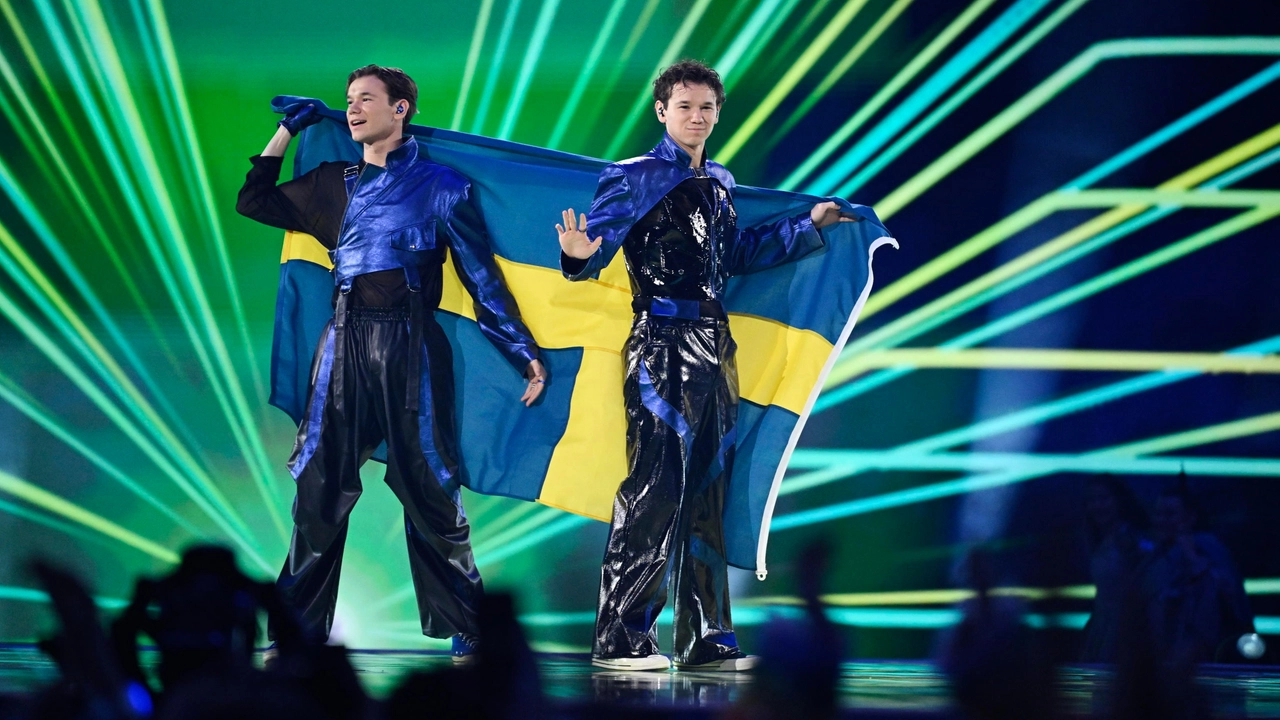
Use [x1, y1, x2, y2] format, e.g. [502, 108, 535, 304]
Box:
[268, 97, 895, 577]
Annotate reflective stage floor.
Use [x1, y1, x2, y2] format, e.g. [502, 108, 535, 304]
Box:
[3, 645, 1280, 717]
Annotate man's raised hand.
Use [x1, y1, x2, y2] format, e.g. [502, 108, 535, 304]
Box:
[810, 201, 857, 229]
[557, 209, 603, 259]
[279, 102, 322, 137]
[521, 359, 548, 407]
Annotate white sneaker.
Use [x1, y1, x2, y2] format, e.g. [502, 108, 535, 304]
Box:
[674, 654, 759, 672]
[591, 654, 672, 671]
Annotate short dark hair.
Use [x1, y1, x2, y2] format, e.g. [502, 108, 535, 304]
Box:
[347, 64, 418, 121]
[653, 60, 725, 107]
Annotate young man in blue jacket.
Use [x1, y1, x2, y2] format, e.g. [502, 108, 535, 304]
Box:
[557, 61, 852, 671]
[238, 65, 547, 662]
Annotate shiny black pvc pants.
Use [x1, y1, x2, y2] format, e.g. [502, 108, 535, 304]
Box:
[594, 313, 739, 664]
[276, 304, 482, 642]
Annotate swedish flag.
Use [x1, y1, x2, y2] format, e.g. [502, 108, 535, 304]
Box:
[268, 97, 895, 578]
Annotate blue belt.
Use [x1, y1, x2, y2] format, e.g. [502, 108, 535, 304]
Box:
[633, 296, 727, 321]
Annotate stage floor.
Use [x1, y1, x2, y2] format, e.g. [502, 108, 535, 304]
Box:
[3, 645, 1280, 717]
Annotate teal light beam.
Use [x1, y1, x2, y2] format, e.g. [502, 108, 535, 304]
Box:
[701, 0, 758, 63]
[873, 36, 1280, 218]
[817, 146, 1280, 412]
[780, 0, 998, 191]
[0, 281, 271, 572]
[54, 0, 287, 542]
[469, 0, 524, 136]
[496, 0, 561, 140]
[0, 8, 265, 546]
[546, 0, 627, 149]
[761, 0, 838, 76]
[719, 0, 806, 95]
[452, 0, 495, 130]
[0, 371, 202, 537]
[775, 411, 1280, 530]
[0, 585, 127, 610]
[575, 0, 660, 154]
[845, 53, 1280, 197]
[831, 0, 1094, 196]
[714, 0, 799, 86]
[786, 450, 1280, 478]
[135, 0, 268, 408]
[0, 497, 117, 552]
[604, 0, 715, 159]
[0, 43, 183, 383]
[478, 514, 591, 565]
[0, 155, 212, 487]
[786, 335, 1280, 497]
[802, 0, 1058, 195]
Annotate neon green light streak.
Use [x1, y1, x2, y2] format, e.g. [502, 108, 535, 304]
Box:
[497, 0, 561, 140]
[780, 0, 997, 191]
[714, 0, 798, 84]
[546, 0, 627, 149]
[0, 158, 215, 493]
[53, 0, 286, 542]
[786, 450, 1280, 479]
[841, 124, 1280, 346]
[136, 0, 268, 408]
[0, 283, 270, 572]
[702, 0, 758, 62]
[604, 0, 714, 159]
[0, 468, 179, 564]
[0, 372, 201, 536]
[0, 0, 130, 238]
[833, 347, 1280, 377]
[835, 0, 1092, 196]
[0, 46, 174, 371]
[718, 0, 806, 94]
[769, 0, 914, 146]
[761, 0, 838, 75]
[0, 151, 250, 538]
[775, 411, 1280, 529]
[474, 498, 546, 543]
[718, 0, 873, 164]
[575, 0, 661, 154]
[0, 497, 113, 550]
[473, 506, 564, 557]
[469, 0, 524, 136]
[874, 37, 1280, 218]
[452, 0, 495, 130]
[0, 585, 127, 610]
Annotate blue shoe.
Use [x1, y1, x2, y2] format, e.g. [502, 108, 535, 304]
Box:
[452, 633, 481, 665]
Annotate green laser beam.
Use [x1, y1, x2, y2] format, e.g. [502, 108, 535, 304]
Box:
[717, 0, 873, 164]
[834, 0, 1093, 196]
[807, 0, 1061, 194]
[0, 370, 202, 537]
[604, 0, 714, 159]
[872, 36, 1280, 218]
[546, 0, 627, 149]
[47, 0, 286, 543]
[497, 0, 561, 140]
[0, 280, 270, 572]
[768, 0, 915, 148]
[0, 468, 179, 563]
[575, 0, 660, 155]
[452, 0, 496, 130]
[780, 0, 998, 191]
[774, 410, 1280, 530]
[786, 450, 1280, 477]
[470, 0, 524, 136]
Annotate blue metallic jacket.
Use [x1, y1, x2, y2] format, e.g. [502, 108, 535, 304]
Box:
[336, 137, 538, 372]
[561, 133, 824, 294]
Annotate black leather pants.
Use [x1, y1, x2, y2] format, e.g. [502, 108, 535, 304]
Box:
[276, 304, 482, 642]
[594, 313, 740, 664]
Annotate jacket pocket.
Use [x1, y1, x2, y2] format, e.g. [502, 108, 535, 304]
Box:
[388, 222, 438, 253]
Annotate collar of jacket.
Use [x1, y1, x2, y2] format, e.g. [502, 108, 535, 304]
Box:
[649, 132, 705, 168]
[382, 136, 420, 176]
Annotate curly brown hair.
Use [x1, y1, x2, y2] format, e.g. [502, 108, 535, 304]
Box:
[652, 60, 725, 107]
[347, 64, 418, 121]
